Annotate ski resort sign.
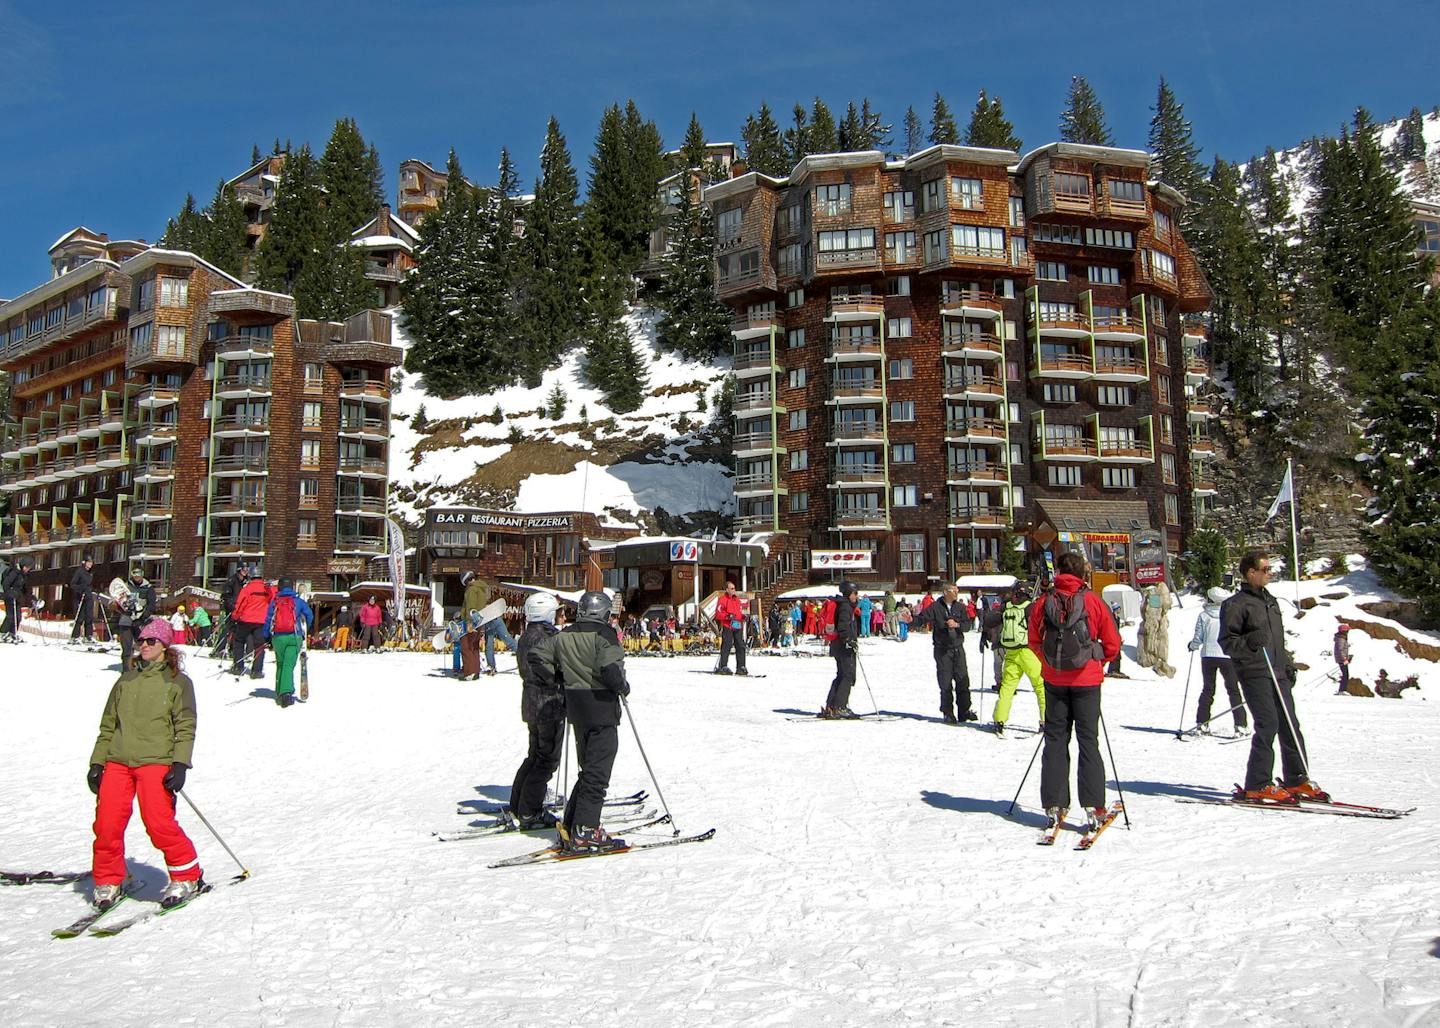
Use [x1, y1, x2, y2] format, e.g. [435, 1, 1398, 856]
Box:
[810, 549, 873, 571]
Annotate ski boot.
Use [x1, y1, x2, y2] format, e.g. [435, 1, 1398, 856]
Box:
[1085, 806, 1108, 831]
[516, 809, 560, 831]
[941, 708, 958, 725]
[561, 825, 628, 855]
[992, 721, 1006, 737]
[831, 706, 860, 720]
[160, 878, 205, 909]
[714, 667, 732, 676]
[1238, 783, 1296, 804]
[92, 883, 124, 912]
[1284, 779, 1330, 802]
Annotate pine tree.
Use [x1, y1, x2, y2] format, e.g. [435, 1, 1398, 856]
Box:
[516, 116, 584, 385]
[254, 146, 328, 299]
[839, 102, 864, 152]
[741, 102, 788, 177]
[860, 99, 891, 153]
[902, 107, 923, 156]
[199, 180, 249, 278]
[584, 101, 664, 273]
[1148, 78, 1206, 207]
[929, 92, 959, 145]
[1059, 76, 1114, 146]
[808, 98, 838, 153]
[964, 90, 1022, 151]
[159, 194, 207, 252]
[250, 144, 262, 166]
[1390, 106, 1427, 168]
[319, 117, 384, 239]
[679, 112, 709, 173]
[783, 104, 811, 166]
[583, 262, 646, 413]
[656, 174, 731, 361]
[546, 382, 567, 420]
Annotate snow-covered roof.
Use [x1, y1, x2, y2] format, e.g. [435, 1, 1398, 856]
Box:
[349, 235, 413, 251]
[0, 258, 123, 321]
[1015, 142, 1151, 175]
[120, 249, 247, 290]
[954, 574, 1018, 590]
[903, 143, 1020, 170]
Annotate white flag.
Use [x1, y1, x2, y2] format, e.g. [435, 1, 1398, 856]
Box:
[1266, 463, 1293, 521]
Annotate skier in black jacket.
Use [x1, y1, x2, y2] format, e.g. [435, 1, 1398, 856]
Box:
[217, 564, 249, 659]
[507, 593, 565, 830]
[821, 582, 861, 719]
[923, 583, 975, 723]
[70, 555, 96, 643]
[2, 558, 32, 642]
[1218, 550, 1325, 804]
[117, 568, 158, 668]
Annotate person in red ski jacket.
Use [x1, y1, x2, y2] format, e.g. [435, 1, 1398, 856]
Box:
[228, 577, 275, 679]
[713, 581, 748, 675]
[355, 596, 386, 652]
[1027, 552, 1122, 830]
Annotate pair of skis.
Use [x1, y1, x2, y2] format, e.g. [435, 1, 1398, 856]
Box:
[1037, 802, 1125, 850]
[1179, 788, 1413, 820]
[52, 872, 248, 939]
[436, 806, 661, 842]
[488, 827, 716, 869]
[455, 789, 648, 819]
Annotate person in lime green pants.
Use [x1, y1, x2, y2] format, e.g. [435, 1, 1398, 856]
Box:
[263, 579, 313, 709]
[993, 585, 1045, 736]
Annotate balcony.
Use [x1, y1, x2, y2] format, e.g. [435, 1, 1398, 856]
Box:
[213, 412, 271, 437]
[130, 538, 173, 557]
[1040, 437, 1099, 463]
[923, 246, 1008, 275]
[830, 463, 886, 488]
[824, 298, 885, 323]
[1053, 187, 1094, 216]
[209, 288, 292, 317]
[336, 495, 388, 515]
[130, 500, 173, 521]
[941, 333, 1003, 361]
[209, 496, 268, 516]
[1097, 189, 1149, 221]
[734, 471, 781, 497]
[337, 455, 388, 478]
[78, 446, 127, 472]
[1097, 439, 1153, 464]
[945, 461, 1009, 486]
[825, 339, 883, 363]
[212, 333, 275, 358]
[338, 416, 388, 439]
[940, 291, 1004, 320]
[832, 509, 888, 530]
[1092, 356, 1149, 383]
[1035, 312, 1091, 338]
[732, 350, 777, 379]
[215, 375, 272, 398]
[1184, 355, 1209, 382]
[211, 537, 266, 557]
[944, 417, 1007, 443]
[135, 423, 180, 447]
[134, 458, 175, 483]
[338, 380, 391, 403]
[211, 454, 269, 476]
[815, 248, 881, 275]
[830, 423, 885, 445]
[1192, 473, 1218, 496]
[133, 385, 181, 409]
[364, 261, 404, 283]
[734, 391, 784, 416]
[731, 312, 778, 340]
[734, 431, 781, 456]
[1031, 354, 1094, 380]
[128, 336, 197, 370]
[716, 253, 777, 297]
[1189, 435, 1215, 455]
[942, 375, 1005, 401]
[1187, 397, 1217, 422]
[1182, 320, 1208, 343]
[947, 505, 1009, 529]
[734, 512, 776, 533]
[335, 534, 386, 554]
[1092, 315, 1146, 342]
[827, 383, 885, 405]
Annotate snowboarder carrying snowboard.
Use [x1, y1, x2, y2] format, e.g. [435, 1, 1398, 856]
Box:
[263, 579, 313, 708]
[507, 593, 565, 830]
[459, 570, 517, 676]
[87, 619, 204, 912]
[527, 590, 630, 854]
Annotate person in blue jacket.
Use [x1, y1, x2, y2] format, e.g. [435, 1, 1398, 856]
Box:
[263, 579, 313, 708]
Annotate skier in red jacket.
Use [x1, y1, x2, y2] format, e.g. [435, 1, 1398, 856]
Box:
[713, 581, 748, 675]
[229, 576, 275, 679]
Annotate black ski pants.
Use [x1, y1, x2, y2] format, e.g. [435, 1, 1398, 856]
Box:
[718, 625, 747, 672]
[1238, 670, 1308, 791]
[511, 715, 566, 818]
[1197, 657, 1246, 729]
[826, 646, 856, 711]
[563, 692, 621, 831]
[230, 621, 267, 676]
[71, 592, 94, 641]
[2, 590, 24, 637]
[935, 646, 971, 717]
[1040, 683, 1105, 810]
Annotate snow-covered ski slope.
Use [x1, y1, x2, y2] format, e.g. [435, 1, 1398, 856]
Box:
[2, 571, 1436, 1027]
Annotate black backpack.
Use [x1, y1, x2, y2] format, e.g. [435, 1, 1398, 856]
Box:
[1041, 588, 1100, 671]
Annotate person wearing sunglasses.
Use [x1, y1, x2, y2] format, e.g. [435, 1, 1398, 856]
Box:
[85, 619, 204, 912]
[1218, 550, 1325, 803]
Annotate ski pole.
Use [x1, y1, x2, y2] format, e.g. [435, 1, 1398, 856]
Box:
[1097, 711, 1132, 829]
[976, 638, 987, 724]
[1263, 649, 1311, 781]
[1006, 734, 1044, 816]
[176, 790, 251, 881]
[854, 649, 881, 716]
[619, 695, 679, 835]
[1175, 649, 1197, 739]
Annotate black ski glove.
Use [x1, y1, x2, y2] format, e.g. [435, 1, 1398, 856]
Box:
[846, 638, 859, 654]
[163, 762, 187, 793]
[87, 764, 104, 795]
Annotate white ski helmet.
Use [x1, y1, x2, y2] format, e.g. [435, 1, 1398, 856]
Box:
[523, 592, 559, 624]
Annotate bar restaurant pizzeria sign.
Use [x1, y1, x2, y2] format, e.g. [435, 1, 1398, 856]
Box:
[429, 510, 574, 530]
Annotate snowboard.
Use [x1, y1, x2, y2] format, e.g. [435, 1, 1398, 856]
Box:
[470, 599, 507, 628]
[299, 646, 309, 702]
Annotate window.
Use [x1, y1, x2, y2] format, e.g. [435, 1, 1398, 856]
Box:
[886, 276, 911, 297]
[1008, 485, 1025, 508]
[892, 443, 915, 463]
[82, 376, 94, 393]
[137, 279, 156, 312]
[1048, 465, 1082, 487]
[1043, 383, 1077, 404]
[1146, 249, 1177, 282]
[788, 368, 807, 389]
[923, 230, 946, 264]
[899, 533, 925, 572]
[789, 449, 809, 471]
[1098, 385, 1134, 407]
[778, 243, 805, 276]
[1157, 377, 1172, 406]
[788, 409, 807, 431]
[892, 485, 918, 507]
[889, 358, 912, 380]
[300, 439, 321, 466]
[818, 228, 875, 252]
[887, 318, 912, 339]
[1107, 179, 1144, 202]
[129, 322, 153, 350]
[787, 328, 805, 349]
[1055, 172, 1090, 197]
[1155, 335, 1170, 365]
[1009, 196, 1025, 228]
[777, 202, 805, 234]
[786, 288, 804, 308]
[789, 491, 809, 513]
[922, 178, 944, 212]
[1161, 414, 1174, 445]
[1101, 467, 1136, 489]
[304, 363, 324, 388]
[1007, 402, 1020, 423]
[1165, 494, 1180, 525]
[1161, 453, 1177, 485]
[159, 277, 189, 307]
[298, 518, 318, 547]
[1150, 297, 1167, 322]
[889, 400, 915, 422]
[883, 190, 914, 222]
[950, 225, 1005, 258]
[950, 177, 983, 210]
[1006, 359, 1020, 381]
[1153, 209, 1172, 238]
[1088, 266, 1121, 285]
[300, 478, 320, 507]
[716, 207, 743, 243]
[884, 231, 917, 263]
[303, 401, 322, 427]
[1085, 227, 1135, 249]
[1033, 223, 1082, 245]
[815, 184, 852, 216]
[1037, 261, 1067, 281]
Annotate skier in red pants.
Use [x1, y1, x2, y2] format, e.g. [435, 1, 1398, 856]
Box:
[87, 619, 204, 911]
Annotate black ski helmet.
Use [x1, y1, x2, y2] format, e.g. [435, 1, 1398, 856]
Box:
[839, 580, 859, 597]
[576, 590, 611, 622]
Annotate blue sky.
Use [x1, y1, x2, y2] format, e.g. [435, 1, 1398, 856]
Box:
[2, 0, 1436, 299]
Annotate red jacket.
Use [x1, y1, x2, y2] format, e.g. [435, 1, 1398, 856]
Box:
[1026, 574, 1121, 687]
[232, 580, 275, 625]
[715, 593, 745, 629]
[358, 601, 384, 627]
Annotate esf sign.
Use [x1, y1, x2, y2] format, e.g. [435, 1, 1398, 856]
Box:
[810, 549, 873, 570]
[669, 541, 700, 562]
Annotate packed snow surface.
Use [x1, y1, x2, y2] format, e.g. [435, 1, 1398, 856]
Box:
[2, 573, 1437, 1027]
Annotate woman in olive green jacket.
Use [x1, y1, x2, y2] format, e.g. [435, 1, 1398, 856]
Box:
[86, 619, 205, 911]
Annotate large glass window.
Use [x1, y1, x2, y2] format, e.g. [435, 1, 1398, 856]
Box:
[818, 228, 875, 252]
[899, 533, 925, 571]
[716, 207, 742, 243]
[815, 184, 852, 216]
[1107, 179, 1144, 202]
[951, 225, 1005, 259]
[950, 177, 983, 210]
[883, 190, 914, 223]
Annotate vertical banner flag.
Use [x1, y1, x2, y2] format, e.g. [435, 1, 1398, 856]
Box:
[1265, 463, 1294, 522]
[385, 517, 406, 619]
